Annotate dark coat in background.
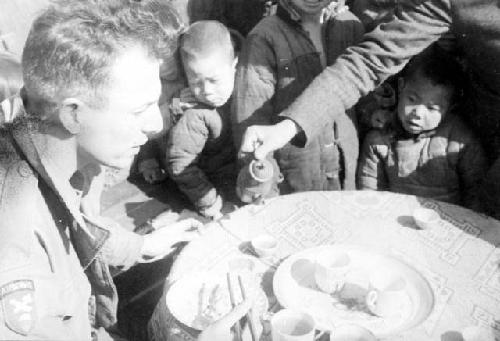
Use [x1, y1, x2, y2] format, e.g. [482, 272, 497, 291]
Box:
[233, 4, 364, 193]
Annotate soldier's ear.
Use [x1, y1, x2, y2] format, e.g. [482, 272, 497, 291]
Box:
[59, 98, 85, 134]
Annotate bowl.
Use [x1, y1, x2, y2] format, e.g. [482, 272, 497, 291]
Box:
[251, 234, 278, 257]
[273, 245, 435, 338]
[166, 271, 268, 331]
[413, 207, 440, 230]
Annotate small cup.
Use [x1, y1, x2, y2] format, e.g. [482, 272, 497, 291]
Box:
[271, 309, 316, 341]
[365, 275, 409, 318]
[251, 234, 278, 258]
[314, 253, 351, 294]
[413, 207, 440, 230]
[330, 324, 377, 341]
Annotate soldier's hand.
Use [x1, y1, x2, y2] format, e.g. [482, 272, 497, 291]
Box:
[239, 119, 299, 160]
[197, 297, 260, 341]
[140, 218, 202, 261]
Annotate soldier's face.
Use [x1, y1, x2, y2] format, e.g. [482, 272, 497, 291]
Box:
[76, 46, 163, 169]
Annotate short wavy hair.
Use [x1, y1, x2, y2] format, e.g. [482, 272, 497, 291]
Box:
[22, 0, 183, 118]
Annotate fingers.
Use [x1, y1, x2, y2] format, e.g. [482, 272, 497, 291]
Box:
[239, 126, 269, 160]
[179, 88, 196, 109]
[176, 218, 204, 231]
[179, 87, 192, 98]
[151, 211, 180, 229]
[253, 142, 273, 161]
[239, 126, 260, 154]
[215, 298, 253, 330]
[240, 121, 298, 160]
[178, 230, 201, 242]
[153, 219, 204, 236]
[143, 169, 158, 184]
[179, 102, 195, 110]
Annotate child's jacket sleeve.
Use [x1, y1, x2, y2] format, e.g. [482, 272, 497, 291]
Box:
[357, 130, 389, 190]
[166, 109, 218, 210]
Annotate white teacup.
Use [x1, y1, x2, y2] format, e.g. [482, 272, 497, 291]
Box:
[330, 324, 377, 341]
[251, 234, 278, 258]
[413, 207, 440, 230]
[365, 275, 409, 318]
[271, 309, 316, 341]
[314, 253, 351, 294]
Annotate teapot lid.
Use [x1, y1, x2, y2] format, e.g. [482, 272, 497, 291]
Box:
[249, 159, 274, 182]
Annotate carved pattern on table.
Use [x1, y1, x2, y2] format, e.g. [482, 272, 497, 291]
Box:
[265, 201, 351, 253]
[322, 191, 401, 219]
[406, 201, 481, 266]
[471, 305, 500, 333]
[475, 248, 500, 303]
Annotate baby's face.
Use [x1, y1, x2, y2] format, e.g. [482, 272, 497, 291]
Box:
[183, 50, 236, 108]
[289, 0, 334, 16]
[397, 74, 453, 134]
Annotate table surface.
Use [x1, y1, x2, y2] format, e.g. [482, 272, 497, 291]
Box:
[148, 191, 500, 341]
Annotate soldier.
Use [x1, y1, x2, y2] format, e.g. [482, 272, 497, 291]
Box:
[0, 1, 201, 339]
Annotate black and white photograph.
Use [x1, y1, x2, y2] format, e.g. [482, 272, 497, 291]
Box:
[0, 0, 499, 340]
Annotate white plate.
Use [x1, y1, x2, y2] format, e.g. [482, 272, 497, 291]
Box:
[167, 260, 269, 331]
[273, 245, 434, 338]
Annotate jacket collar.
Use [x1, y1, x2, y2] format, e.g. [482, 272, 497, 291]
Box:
[9, 102, 109, 269]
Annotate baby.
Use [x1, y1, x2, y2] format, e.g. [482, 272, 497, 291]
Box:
[166, 20, 238, 219]
[357, 46, 487, 211]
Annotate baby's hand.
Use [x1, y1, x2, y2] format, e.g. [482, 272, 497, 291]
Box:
[200, 195, 223, 220]
[179, 87, 197, 106]
[170, 87, 197, 123]
[139, 158, 167, 184]
[370, 109, 392, 129]
[143, 167, 167, 184]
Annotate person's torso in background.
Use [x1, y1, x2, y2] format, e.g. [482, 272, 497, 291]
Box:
[452, 0, 500, 160]
[249, 7, 363, 191]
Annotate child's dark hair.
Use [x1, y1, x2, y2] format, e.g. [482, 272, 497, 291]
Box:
[0, 53, 22, 103]
[403, 44, 465, 103]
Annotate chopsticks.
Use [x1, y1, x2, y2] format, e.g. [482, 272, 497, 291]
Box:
[226, 273, 243, 341]
[226, 273, 258, 341]
[237, 275, 258, 341]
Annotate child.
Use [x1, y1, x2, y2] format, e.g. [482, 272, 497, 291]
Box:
[357, 46, 487, 211]
[166, 20, 238, 219]
[0, 52, 23, 124]
[233, 0, 364, 196]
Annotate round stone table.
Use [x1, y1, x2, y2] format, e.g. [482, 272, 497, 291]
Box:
[148, 191, 500, 341]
